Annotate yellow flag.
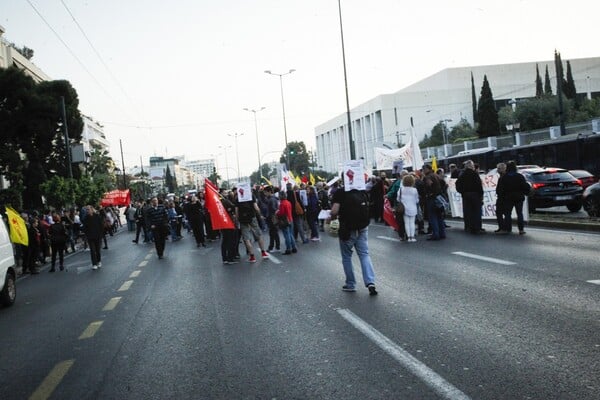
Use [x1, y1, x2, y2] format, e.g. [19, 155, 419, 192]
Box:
[309, 173, 316, 185]
[261, 175, 272, 185]
[295, 176, 302, 185]
[431, 156, 438, 173]
[6, 207, 28, 246]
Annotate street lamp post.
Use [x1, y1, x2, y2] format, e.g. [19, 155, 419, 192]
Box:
[218, 145, 231, 187]
[59, 96, 73, 179]
[243, 107, 266, 184]
[227, 133, 244, 182]
[337, 0, 355, 160]
[265, 69, 295, 169]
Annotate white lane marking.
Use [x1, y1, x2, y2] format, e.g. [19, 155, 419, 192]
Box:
[29, 359, 75, 400]
[138, 260, 148, 267]
[130, 270, 141, 278]
[102, 297, 122, 311]
[257, 248, 281, 264]
[337, 309, 471, 400]
[587, 280, 600, 285]
[118, 280, 133, 292]
[377, 236, 401, 242]
[79, 321, 103, 339]
[452, 251, 516, 265]
[145, 253, 153, 260]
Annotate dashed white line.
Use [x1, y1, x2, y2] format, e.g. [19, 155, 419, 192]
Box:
[377, 236, 401, 242]
[118, 280, 133, 292]
[452, 251, 516, 265]
[337, 309, 471, 400]
[586, 280, 600, 285]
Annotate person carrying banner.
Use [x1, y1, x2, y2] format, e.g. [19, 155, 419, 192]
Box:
[235, 185, 269, 263]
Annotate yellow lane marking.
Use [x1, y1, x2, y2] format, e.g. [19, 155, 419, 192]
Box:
[130, 270, 141, 278]
[29, 359, 75, 400]
[79, 321, 103, 340]
[118, 280, 133, 292]
[102, 297, 122, 311]
[138, 260, 148, 267]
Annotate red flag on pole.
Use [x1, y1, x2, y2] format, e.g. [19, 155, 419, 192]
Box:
[204, 181, 235, 230]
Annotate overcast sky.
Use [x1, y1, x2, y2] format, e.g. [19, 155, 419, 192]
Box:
[2, 0, 598, 177]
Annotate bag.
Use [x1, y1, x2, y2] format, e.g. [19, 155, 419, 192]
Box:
[340, 190, 370, 230]
[276, 214, 290, 229]
[294, 192, 304, 215]
[238, 202, 255, 223]
[395, 202, 405, 216]
[328, 219, 339, 235]
[434, 194, 450, 212]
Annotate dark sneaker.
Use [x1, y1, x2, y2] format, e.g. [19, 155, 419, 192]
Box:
[283, 250, 292, 255]
[342, 285, 356, 292]
[291, 248, 297, 253]
[368, 284, 378, 296]
[228, 260, 239, 265]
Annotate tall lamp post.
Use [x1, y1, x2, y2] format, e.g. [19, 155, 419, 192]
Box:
[227, 133, 244, 182]
[337, 0, 355, 160]
[218, 145, 231, 187]
[59, 96, 73, 179]
[243, 107, 266, 184]
[265, 69, 295, 169]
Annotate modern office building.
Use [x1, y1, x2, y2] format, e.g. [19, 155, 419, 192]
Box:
[315, 56, 600, 173]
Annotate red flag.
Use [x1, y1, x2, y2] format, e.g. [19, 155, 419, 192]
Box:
[204, 181, 235, 230]
[205, 178, 218, 192]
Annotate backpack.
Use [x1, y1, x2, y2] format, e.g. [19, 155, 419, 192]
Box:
[340, 190, 370, 230]
[237, 201, 255, 223]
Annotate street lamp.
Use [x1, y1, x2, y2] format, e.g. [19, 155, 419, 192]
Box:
[243, 107, 266, 183]
[265, 69, 295, 169]
[218, 145, 231, 186]
[337, 0, 355, 160]
[227, 133, 244, 182]
[59, 96, 73, 179]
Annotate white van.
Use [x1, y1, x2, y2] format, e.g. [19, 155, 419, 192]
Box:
[0, 219, 17, 307]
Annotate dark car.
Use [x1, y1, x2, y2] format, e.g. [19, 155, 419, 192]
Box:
[582, 182, 600, 217]
[568, 169, 597, 190]
[520, 167, 583, 212]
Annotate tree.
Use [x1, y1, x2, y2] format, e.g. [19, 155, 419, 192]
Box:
[535, 64, 544, 98]
[544, 65, 552, 96]
[280, 141, 309, 176]
[165, 165, 176, 193]
[564, 60, 577, 101]
[448, 118, 476, 142]
[471, 72, 478, 124]
[476, 75, 500, 138]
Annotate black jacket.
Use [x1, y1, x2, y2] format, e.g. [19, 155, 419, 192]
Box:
[497, 172, 530, 202]
[456, 168, 483, 195]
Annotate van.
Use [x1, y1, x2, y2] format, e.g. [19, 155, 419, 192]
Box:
[0, 219, 17, 307]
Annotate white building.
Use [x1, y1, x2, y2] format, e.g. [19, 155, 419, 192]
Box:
[184, 159, 216, 182]
[0, 25, 50, 82]
[315, 56, 600, 173]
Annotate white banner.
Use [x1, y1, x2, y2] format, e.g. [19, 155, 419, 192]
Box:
[374, 125, 423, 171]
[343, 160, 366, 191]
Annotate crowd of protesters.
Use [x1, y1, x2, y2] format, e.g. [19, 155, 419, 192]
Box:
[3, 205, 123, 274]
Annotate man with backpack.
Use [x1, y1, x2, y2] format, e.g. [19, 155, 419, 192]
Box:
[330, 181, 378, 296]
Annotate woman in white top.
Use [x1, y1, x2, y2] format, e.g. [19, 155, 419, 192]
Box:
[397, 174, 420, 242]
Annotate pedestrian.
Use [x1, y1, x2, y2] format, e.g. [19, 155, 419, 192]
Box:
[82, 205, 104, 270]
[496, 160, 531, 234]
[330, 180, 378, 295]
[147, 197, 169, 259]
[48, 213, 68, 272]
[126, 203, 137, 232]
[455, 160, 484, 234]
[306, 185, 321, 241]
[276, 191, 296, 255]
[398, 174, 420, 242]
[422, 164, 447, 240]
[288, 183, 308, 244]
[494, 162, 507, 233]
[220, 191, 239, 264]
[235, 190, 269, 263]
[186, 196, 206, 247]
[23, 217, 41, 274]
[264, 186, 281, 252]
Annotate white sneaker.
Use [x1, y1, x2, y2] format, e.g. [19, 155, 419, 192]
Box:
[97, 262, 102, 268]
[92, 265, 98, 270]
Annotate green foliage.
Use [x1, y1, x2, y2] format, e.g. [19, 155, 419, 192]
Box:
[280, 141, 310, 175]
[165, 165, 176, 193]
[564, 60, 577, 101]
[448, 118, 476, 142]
[544, 65, 552, 95]
[471, 72, 478, 123]
[476, 75, 500, 137]
[0, 188, 23, 211]
[535, 64, 543, 98]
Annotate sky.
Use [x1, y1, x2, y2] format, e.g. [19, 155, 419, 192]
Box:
[1, 0, 599, 178]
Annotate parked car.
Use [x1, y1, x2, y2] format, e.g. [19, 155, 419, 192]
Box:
[568, 169, 597, 190]
[582, 182, 600, 217]
[520, 167, 583, 212]
[0, 219, 17, 307]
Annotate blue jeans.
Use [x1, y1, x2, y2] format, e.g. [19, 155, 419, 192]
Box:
[339, 227, 375, 288]
[281, 224, 296, 251]
[426, 198, 446, 239]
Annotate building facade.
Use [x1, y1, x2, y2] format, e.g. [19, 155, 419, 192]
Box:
[315, 57, 600, 173]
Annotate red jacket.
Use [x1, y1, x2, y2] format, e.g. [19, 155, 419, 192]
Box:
[276, 199, 292, 223]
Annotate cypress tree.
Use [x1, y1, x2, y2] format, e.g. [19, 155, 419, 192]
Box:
[535, 63, 544, 98]
[544, 65, 552, 96]
[476, 75, 500, 138]
[564, 60, 577, 100]
[471, 72, 478, 123]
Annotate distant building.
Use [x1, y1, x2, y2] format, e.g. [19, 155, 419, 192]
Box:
[0, 25, 50, 82]
[315, 57, 600, 173]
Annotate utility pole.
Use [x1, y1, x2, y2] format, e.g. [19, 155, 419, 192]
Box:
[120, 139, 126, 189]
[338, 0, 355, 160]
[60, 96, 73, 179]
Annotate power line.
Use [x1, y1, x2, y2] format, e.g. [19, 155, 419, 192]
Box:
[60, 0, 140, 121]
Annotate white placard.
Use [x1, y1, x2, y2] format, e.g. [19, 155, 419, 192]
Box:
[343, 160, 366, 191]
[236, 182, 253, 202]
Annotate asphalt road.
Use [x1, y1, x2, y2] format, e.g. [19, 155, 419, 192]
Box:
[1, 221, 598, 400]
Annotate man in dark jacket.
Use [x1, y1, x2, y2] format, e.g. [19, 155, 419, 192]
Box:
[496, 161, 531, 234]
[147, 197, 168, 259]
[455, 160, 484, 234]
[82, 205, 104, 270]
[422, 164, 446, 240]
